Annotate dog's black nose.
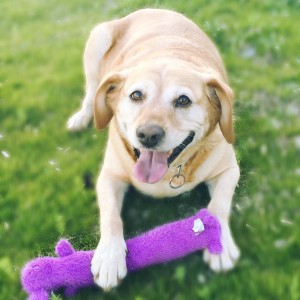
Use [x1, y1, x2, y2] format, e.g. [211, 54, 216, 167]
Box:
[136, 124, 165, 148]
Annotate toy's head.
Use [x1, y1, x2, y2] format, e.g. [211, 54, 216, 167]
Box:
[21, 257, 52, 295]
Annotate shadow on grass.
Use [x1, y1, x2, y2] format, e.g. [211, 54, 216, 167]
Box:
[122, 183, 211, 238]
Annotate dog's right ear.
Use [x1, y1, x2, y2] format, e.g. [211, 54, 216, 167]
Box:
[204, 74, 235, 144]
[94, 73, 124, 130]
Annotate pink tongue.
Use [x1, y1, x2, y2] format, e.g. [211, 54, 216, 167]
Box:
[133, 150, 169, 184]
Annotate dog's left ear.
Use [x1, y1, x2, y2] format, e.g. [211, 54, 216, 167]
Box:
[94, 73, 124, 130]
[205, 76, 235, 144]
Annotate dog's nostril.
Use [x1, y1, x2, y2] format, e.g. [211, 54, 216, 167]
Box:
[138, 132, 145, 139]
[136, 124, 165, 148]
[150, 134, 158, 142]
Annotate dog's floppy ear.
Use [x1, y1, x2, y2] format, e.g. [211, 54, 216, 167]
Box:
[94, 73, 124, 130]
[205, 76, 235, 144]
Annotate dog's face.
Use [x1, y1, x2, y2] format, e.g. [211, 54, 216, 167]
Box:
[94, 61, 234, 183]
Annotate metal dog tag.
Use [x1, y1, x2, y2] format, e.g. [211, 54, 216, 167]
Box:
[169, 165, 185, 189]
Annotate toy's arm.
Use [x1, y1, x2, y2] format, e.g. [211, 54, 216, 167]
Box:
[55, 239, 75, 257]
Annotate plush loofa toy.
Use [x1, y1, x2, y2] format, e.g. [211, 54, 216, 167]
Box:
[21, 209, 222, 299]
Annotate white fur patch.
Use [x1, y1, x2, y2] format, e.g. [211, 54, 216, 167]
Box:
[91, 237, 127, 290]
[67, 108, 93, 131]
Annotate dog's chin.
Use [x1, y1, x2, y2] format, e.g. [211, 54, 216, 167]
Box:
[132, 132, 195, 184]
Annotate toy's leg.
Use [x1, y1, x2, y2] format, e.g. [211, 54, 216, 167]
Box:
[91, 170, 128, 290]
[204, 166, 240, 272]
[67, 23, 113, 131]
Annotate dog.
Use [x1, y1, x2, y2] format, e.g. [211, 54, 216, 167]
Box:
[67, 8, 240, 290]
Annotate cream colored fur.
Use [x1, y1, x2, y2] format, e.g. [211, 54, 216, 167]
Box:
[67, 9, 240, 290]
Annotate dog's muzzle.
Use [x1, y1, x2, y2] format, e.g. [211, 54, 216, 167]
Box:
[132, 132, 195, 184]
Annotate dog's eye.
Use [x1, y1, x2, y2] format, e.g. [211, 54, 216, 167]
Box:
[175, 95, 192, 108]
[130, 90, 144, 101]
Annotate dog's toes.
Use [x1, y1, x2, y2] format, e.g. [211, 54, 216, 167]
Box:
[67, 109, 92, 131]
[117, 255, 127, 280]
[91, 238, 127, 290]
[203, 238, 240, 273]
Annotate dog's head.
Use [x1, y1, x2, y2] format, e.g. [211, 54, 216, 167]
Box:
[94, 61, 234, 183]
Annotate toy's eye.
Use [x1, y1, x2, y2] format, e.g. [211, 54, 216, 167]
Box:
[175, 95, 192, 108]
[130, 90, 144, 101]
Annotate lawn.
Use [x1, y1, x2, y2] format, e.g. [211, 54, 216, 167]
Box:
[0, 0, 300, 299]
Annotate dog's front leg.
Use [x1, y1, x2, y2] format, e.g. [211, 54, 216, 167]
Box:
[204, 166, 241, 272]
[91, 170, 128, 290]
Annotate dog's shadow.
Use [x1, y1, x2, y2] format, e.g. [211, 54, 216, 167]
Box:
[122, 183, 210, 238]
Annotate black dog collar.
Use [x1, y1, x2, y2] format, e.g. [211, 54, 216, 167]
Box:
[133, 131, 195, 166]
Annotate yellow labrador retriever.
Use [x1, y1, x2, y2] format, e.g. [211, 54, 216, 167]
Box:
[67, 9, 240, 290]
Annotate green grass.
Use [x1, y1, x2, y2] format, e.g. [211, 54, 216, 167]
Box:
[1, 0, 300, 299]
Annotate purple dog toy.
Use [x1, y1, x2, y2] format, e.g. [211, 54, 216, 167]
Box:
[22, 209, 222, 299]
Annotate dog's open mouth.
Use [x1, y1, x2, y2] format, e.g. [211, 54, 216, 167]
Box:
[133, 132, 195, 184]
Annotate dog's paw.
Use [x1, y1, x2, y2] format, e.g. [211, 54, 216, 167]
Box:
[67, 108, 92, 131]
[91, 237, 127, 290]
[203, 229, 240, 272]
